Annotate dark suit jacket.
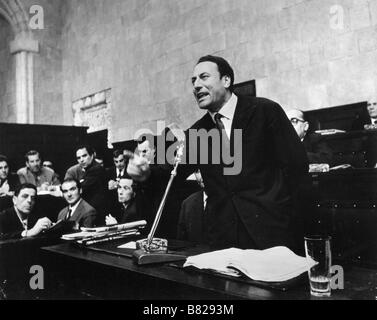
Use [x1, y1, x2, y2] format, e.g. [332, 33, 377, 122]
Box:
[177, 191, 207, 244]
[65, 161, 106, 221]
[0, 207, 38, 240]
[105, 167, 127, 182]
[152, 95, 309, 250]
[57, 199, 97, 228]
[0, 173, 20, 192]
[351, 115, 372, 131]
[303, 134, 334, 165]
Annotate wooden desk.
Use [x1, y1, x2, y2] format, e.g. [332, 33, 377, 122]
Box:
[41, 243, 377, 300]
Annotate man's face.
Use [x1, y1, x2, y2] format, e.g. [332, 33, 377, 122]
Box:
[367, 101, 377, 118]
[137, 141, 155, 162]
[13, 188, 36, 214]
[26, 154, 41, 173]
[0, 161, 9, 180]
[43, 161, 53, 169]
[114, 155, 126, 170]
[61, 181, 81, 206]
[117, 178, 134, 204]
[76, 148, 94, 169]
[192, 61, 230, 112]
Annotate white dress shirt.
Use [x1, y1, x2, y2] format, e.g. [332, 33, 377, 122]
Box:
[208, 93, 238, 139]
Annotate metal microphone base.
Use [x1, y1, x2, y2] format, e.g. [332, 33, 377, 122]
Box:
[132, 238, 186, 265]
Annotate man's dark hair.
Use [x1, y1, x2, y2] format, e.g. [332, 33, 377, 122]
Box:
[113, 149, 124, 158]
[196, 55, 235, 91]
[0, 155, 9, 164]
[60, 178, 82, 191]
[14, 183, 37, 197]
[25, 150, 40, 162]
[76, 145, 94, 156]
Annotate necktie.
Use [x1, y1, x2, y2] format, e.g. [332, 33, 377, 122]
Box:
[214, 113, 230, 158]
[66, 208, 72, 220]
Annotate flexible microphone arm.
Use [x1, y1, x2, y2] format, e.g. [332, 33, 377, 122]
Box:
[146, 141, 185, 249]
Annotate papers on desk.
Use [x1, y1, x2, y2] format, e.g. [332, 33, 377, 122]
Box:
[61, 220, 146, 245]
[184, 246, 315, 282]
[81, 220, 146, 233]
[315, 129, 346, 135]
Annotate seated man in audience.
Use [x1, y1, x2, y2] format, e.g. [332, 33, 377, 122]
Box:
[0, 155, 19, 197]
[105, 177, 144, 225]
[285, 108, 333, 166]
[0, 183, 52, 240]
[177, 170, 208, 244]
[57, 178, 96, 229]
[65, 145, 106, 223]
[107, 149, 127, 191]
[352, 99, 377, 130]
[17, 150, 60, 191]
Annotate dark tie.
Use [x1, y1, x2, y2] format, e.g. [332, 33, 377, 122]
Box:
[214, 113, 230, 158]
[65, 208, 72, 220]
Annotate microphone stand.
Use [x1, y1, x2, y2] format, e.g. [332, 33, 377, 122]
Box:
[133, 142, 187, 265]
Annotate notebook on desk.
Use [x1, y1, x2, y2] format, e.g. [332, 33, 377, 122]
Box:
[169, 260, 307, 291]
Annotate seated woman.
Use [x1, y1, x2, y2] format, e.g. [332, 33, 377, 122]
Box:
[105, 177, 145, 225]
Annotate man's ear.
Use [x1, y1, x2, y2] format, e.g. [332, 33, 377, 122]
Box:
[222, 75, 231, 89]
[12, 195, 17, 206]
[304, 122, 309, 132]
[26, 161, 30, 168]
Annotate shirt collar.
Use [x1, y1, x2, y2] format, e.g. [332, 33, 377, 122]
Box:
[208, 93, 238, 123]
[69, 198, 82, 212]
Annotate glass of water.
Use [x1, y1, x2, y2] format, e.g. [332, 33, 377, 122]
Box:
[304, 236, 332, 297]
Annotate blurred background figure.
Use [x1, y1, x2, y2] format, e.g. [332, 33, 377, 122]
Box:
[177, 170, 208, 244]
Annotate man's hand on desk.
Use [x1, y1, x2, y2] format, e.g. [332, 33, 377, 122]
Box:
[22, 217, 53, 237]
[125, 152, 151, 182]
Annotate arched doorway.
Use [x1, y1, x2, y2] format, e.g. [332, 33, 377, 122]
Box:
[0, 0, 38, 124]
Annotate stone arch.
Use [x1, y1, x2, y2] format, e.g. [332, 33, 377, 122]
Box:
[0, 0, 30, 36]
[0, 0, 38, 124]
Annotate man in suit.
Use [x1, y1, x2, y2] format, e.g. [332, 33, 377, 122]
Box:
[57, 178, 96, 229]
[352, 99, 377, 130]
[177, 170, 208, 244]
[106, 149, 127, 190]
[17, 150, 60, 190]
[105, 177, 145, 225]
[106, 149, 128, 216]
[285, 108, 333, 165]
[128, 55, 308, 251]
[0, 155, 19, 197]
[0, 183, 52, 240]
[65, 145, 106, 223]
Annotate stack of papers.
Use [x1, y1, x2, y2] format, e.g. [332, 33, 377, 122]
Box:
[61, 220, 147, 245]
[184, 246, 316, 282]
[315, 129, 346, 135]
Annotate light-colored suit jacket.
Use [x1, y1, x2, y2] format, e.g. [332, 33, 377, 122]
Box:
[17, 166, 60, 187]
[57, 199, 97, 228]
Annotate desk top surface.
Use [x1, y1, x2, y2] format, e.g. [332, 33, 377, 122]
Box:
[42, 242, 377, 300]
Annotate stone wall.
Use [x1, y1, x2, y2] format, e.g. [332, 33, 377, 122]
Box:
[23, 0, 64, 125]
[59, 0, 377, 142]
[0, 16, 16, 122]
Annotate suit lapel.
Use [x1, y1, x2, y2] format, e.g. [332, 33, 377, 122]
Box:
[70, 200, 84, 221]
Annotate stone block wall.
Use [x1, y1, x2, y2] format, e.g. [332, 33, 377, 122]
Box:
[56, 0, 377, 142]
